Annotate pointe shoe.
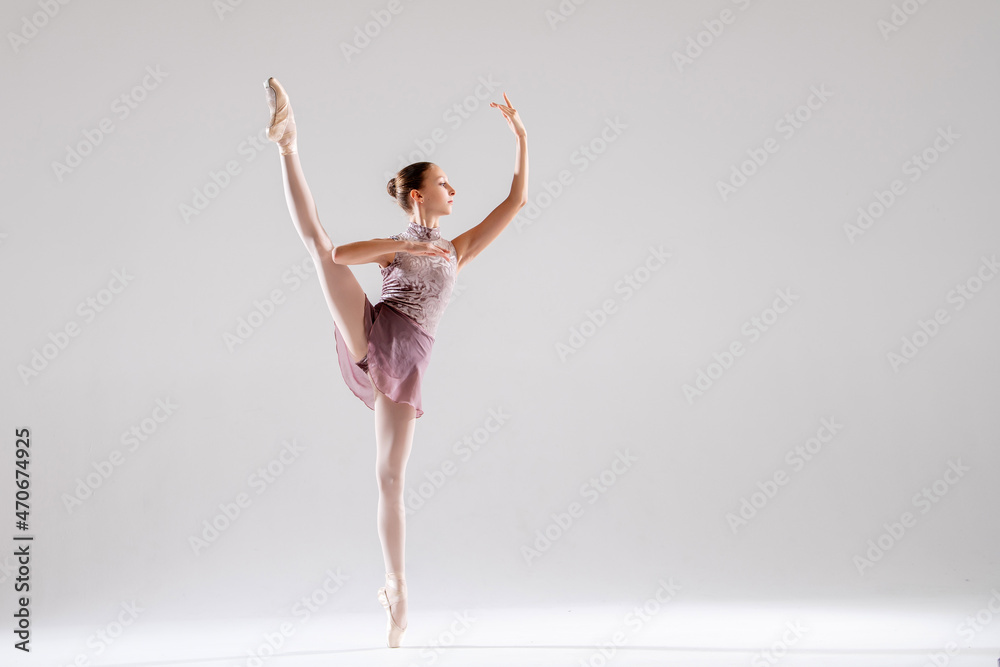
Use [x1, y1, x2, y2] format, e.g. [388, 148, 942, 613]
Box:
[377, 572, 407, 648]
[263, 76, 297, 155]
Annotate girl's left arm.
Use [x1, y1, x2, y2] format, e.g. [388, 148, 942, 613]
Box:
[452, 93, 528, 273]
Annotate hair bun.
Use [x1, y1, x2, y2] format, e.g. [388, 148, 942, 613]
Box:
[388, 162, 432, 215]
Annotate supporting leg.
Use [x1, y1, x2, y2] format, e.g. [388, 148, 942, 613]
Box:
[373, 384, 416, 632]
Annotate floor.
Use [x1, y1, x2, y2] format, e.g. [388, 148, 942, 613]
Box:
[16, 601, 1000, 667]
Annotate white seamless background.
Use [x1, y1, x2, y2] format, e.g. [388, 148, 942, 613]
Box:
[1, 0, 998, 664]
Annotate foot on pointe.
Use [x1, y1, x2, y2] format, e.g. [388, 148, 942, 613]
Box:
[263, 76, 297, 155]
[377, 572, 408, 648]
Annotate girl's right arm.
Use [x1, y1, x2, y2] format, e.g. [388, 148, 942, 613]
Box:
[332, 239, 450, 265]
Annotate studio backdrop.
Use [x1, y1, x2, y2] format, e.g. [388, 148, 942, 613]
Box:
[1, 0, 998, 663]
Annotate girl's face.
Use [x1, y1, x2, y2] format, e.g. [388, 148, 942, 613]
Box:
[414, 166, 455, 217]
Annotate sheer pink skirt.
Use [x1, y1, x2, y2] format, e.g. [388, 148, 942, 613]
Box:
[333, 296, 433, 418]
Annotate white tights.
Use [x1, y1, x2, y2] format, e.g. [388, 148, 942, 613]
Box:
[373, 383, 414, 626]
[276, 151, 414, 624]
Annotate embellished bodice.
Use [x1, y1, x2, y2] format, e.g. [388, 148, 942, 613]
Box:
[380, 221, 458, 338]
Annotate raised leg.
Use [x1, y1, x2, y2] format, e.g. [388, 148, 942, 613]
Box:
[279, 152, 369, 364]
[374, 384, 416, 632]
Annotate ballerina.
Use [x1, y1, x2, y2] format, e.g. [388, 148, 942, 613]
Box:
[263, 76, 527, 647]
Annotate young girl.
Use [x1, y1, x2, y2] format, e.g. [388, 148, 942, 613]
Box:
[263, 76, 527, 647]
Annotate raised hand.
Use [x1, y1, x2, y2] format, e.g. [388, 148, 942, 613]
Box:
[490, 92, 526, 137]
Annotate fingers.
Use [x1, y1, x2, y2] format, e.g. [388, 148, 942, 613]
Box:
[419, 243, 449, 257]
[491, 92, 516, 115]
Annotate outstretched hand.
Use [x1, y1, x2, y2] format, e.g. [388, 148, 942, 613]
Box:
[491, 93, 526, 137]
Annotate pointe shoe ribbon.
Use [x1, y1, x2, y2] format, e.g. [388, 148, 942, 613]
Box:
[377, 576, 407, 648]
[263, 76, 297, 155]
